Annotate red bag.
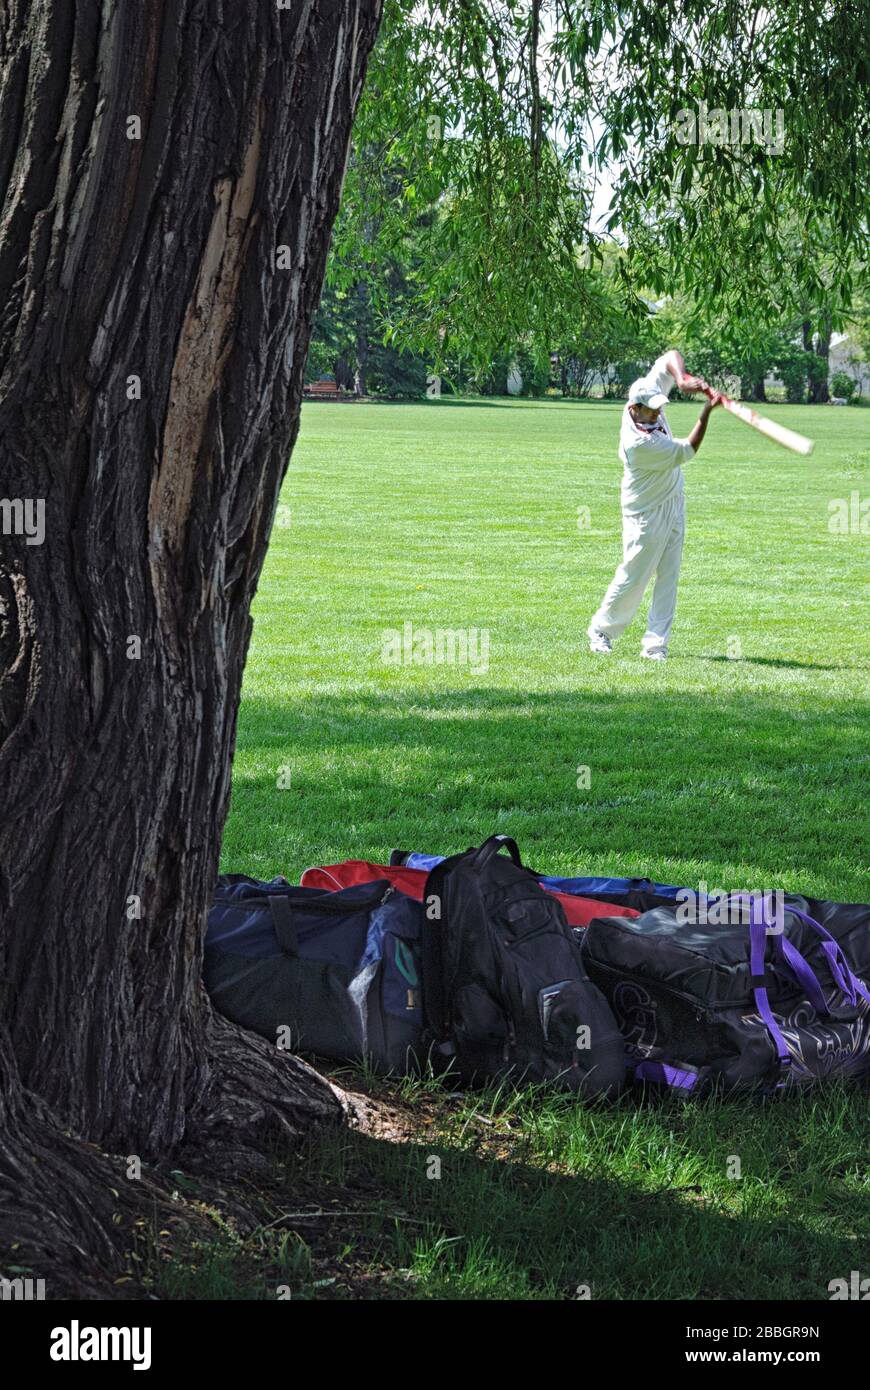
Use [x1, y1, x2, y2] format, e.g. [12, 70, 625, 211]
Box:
[300, 860, 639, 928]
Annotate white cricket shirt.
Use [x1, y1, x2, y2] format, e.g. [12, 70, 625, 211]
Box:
[619, 354, 695, 515]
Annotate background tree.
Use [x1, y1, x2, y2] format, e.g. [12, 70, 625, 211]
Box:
[308, 260, 430, 397]
[332, 0, 869, 372]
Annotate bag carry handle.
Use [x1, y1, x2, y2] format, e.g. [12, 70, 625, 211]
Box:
[777, 936, 829, 1016]
[735, 893, 870, 1010]
[471, 835, 523, 871]
[251, 882, 392, 915]
[747, 896, 792, 1087]
[268, 896, 299, 955]
[781, 905, 870, 1007]
[267, 881, 397, 955]
[743, 894, 870, 1089]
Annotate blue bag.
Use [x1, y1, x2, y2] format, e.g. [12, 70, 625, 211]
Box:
[205, 875, 424, 1073]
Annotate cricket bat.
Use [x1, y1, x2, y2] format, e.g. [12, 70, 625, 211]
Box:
[703, 387, 815, 456]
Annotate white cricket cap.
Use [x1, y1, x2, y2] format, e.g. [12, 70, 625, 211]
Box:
[628, 379, 668, 409]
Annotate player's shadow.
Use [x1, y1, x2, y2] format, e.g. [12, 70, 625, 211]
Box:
[685, 654, 864, 672]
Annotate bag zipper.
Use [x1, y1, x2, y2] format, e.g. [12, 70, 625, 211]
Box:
[503, 924, 571, 948]
[502, 1015, 517, 1064]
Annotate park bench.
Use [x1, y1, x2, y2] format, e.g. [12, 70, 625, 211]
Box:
[303, 379, 347, 400]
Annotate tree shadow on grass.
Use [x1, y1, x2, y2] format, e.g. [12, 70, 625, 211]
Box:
[267, 1122, 868, 1302]
[225, 685, 870, 893]
[217, 685, 870, 1303]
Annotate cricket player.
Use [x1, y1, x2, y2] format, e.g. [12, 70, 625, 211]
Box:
[588, 349, 722, 661]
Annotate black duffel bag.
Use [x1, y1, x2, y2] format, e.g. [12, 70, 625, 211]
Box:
[582, 892, 870, 1092]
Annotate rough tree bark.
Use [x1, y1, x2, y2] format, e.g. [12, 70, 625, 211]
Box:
[0, 0, 381, 1280]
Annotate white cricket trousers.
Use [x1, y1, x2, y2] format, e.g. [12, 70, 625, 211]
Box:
[591, 494, 685, 654]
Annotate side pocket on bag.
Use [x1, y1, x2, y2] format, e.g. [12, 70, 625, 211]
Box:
[450, 982, 513, 1081]
[536, 979, 626, 1097]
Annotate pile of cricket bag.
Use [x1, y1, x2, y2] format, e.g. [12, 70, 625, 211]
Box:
[205, 835, 870, 1098]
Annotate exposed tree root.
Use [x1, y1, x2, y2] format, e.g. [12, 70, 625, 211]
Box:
[176, 1014, 348, 1180]
[0, 1085, 194, 1298]
[0, 1022, 349, 1297]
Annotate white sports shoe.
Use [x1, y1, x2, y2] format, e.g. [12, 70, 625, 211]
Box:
[587, 626, 613, 654]
[641, 649, 667, 661]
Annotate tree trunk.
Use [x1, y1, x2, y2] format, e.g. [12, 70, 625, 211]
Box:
[739, 372, 766, 402]
[0, 0, 381, 1275]
[335, 355, 355, 390]
[353, 281, 370, 395]
[808, 313, 832, 403]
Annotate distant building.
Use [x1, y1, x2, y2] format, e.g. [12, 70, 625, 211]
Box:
[506, 359, 523, 395]
[828, 333, 867, 394]
[763, 332, 867, 399]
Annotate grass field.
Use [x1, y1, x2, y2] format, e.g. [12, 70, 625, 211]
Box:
[207, 396, 870, 1300]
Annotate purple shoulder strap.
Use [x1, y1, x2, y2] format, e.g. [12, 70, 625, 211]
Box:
[748, 896, 792, 1087]
[634, 1061, 699, 1090]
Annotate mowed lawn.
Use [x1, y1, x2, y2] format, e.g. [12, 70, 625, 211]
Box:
[213, 397, 870, 1300]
